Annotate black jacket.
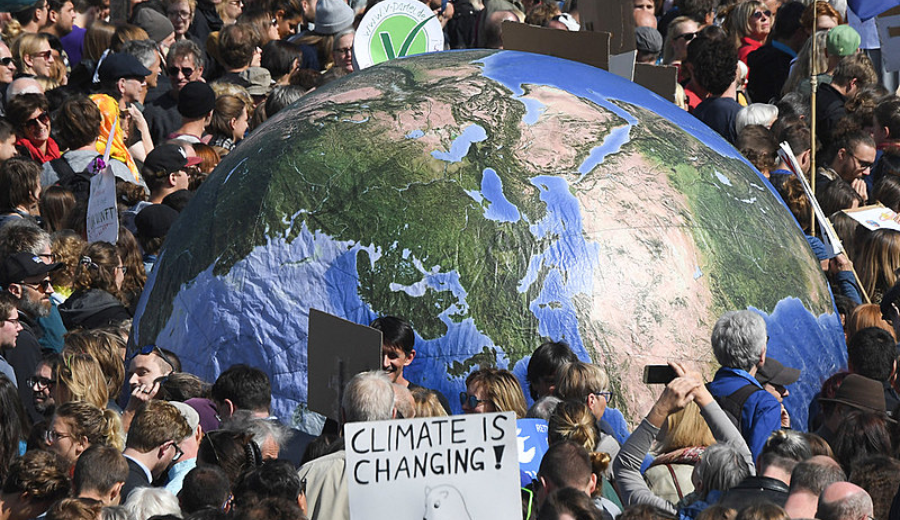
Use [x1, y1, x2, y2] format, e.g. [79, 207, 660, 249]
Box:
[58, 289, 131, 330]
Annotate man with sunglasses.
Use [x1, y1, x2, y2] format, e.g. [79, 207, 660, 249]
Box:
[0, 251, 61, 419]
[815, 130, 877, 202]
[144, 40, 205, 145]
[121, 400, 192, 500]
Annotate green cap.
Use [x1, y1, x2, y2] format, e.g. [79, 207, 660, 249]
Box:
[826, 25, 860, 57]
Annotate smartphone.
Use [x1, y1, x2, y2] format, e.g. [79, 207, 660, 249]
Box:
[643, 365, 677, 384]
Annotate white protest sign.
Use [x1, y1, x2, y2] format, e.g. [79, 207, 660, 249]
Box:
[877, 7, 900, 72]
[86, 117, 119, 244]
[844, 204, 900, 232]
[345, 412, 522, 520]
[354, 0, 444, 70]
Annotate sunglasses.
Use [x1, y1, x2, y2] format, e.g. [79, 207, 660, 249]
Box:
[751, 10, 772, 19]
[30, 49, 52, 60]
[139, 344, 177, 371]
[27, 376, 54, 389]
[19, 278, 52, 291]
[674, 31, 696, 42]
[0, 57, 14, 67]
[168, 66, 194, 78]
[459, 391, 488, 409]
[25, 111, 49, 131]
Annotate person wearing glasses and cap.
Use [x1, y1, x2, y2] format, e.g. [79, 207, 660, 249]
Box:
[121, 400, 192, 500]
[755, 356, 800, 428]
[815, 129, 877, 202]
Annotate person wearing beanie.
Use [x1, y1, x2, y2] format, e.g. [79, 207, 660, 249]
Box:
[168, 81, 215, 143]
[635, 26, 662, 64]
[291, 0, 354, 72]
[131, 7, 177, 55]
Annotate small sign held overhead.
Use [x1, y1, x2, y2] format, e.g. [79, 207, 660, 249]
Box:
[306, 309, 382, 421]
[354, 0, 445, 69]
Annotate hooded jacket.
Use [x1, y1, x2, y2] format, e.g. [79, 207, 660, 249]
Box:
[58, 289, 131, 330]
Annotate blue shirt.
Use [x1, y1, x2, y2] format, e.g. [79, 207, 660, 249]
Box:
[708, 366, 782, 462]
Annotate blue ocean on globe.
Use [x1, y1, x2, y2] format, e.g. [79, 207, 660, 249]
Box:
[134, 50, 846, 430]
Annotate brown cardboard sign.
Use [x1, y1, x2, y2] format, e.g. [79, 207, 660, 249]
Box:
[501, 22, 611, 70]
[579, 0, 635, 55]
[307, 309, 382, 421]
[633, 63, 678, 103]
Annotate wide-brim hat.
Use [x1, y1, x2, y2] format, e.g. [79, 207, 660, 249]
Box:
[819, 374, 894, 420]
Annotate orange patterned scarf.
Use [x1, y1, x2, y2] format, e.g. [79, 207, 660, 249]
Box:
[89, 94, 141, 183]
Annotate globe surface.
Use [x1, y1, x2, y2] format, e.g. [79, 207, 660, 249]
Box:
[134, 50, 845, 427]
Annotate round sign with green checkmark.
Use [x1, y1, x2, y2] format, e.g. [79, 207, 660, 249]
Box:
[354, 0, 445, 69]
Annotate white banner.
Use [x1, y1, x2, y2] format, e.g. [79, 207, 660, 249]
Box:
[86, 118, 119, 244]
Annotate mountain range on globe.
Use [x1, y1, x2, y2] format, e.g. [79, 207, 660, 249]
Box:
[133, 50, 846, 429]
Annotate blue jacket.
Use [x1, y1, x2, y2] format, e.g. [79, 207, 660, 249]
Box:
[708, 367, 781, 462]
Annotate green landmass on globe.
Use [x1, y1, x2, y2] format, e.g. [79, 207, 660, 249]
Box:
[135, 50, 843, 423]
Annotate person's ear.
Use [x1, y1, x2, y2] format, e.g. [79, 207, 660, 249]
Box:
[404, 349, 415, 366]
[108, 481, 124, 505]
[6, 285, 22, 299]
[275, 8, 285, 20]
[168, 172, 179, 187]
[587, 473, 597, 495]
[117, 77, 127, 93]
[229, 116, 237, 131]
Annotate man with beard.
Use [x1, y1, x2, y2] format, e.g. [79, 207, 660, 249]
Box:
[0, 251, 62, 421]
[29, 352, 58, 417]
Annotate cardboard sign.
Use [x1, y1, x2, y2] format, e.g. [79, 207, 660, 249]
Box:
[877, 6, 900, 72]
[86, 120, 118, 244]
[516, 418, 548, 482]
[354, 0, 445, 69]
[579, 0, 634, 55]
[501, 22, 610, 70]
[634, 63, 678, 103]
[306, 309, 381, 421]
[345, 412, 521, 520]
[844, 204, 900, 231]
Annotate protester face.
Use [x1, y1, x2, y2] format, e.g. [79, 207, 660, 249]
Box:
[817, 14, 838, 31]
[633, 0, 653, 22]
[168, 54, 202, 92]
[333, 32, 354, 73]
[0, 134, 18, 163]
[145, 52, 162, 88]
[276, 13, 303, 39]
[232, 107, 249, 142]
[381, 343, 413, 383]
[461, 380, 495, 413]
[16, 274, 53, 318]
[838, 143, 876, 181]
[0, 308, 20, 348]
[120, 76, 147, 104]
[748, 8, 771, 40]
[167, 0, 194, 38]
[0, 42, 16, 83]
[46, 415, 86, 465]
[224, 0, 242, 21]
[128, 352, 171, 393]
[23, 108, 51, 145]
[53, 1, 76, 34]
[586, 390, 608, 422]
[671, 19, 698, 62]
[27, 41, 55, 77]
[31, 362, 55, 414]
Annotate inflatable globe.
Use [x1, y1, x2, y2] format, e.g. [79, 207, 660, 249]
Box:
[133, 50, 845, 428]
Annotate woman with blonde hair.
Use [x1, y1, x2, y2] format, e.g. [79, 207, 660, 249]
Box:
[461, 367, 527, 418]
[50, 230, 86, 303]
[63, 329, 126, 408]
[845, 304, 896, 341]
[10, 33, 55, 78]
[58, 241, 131, 330]
[663, 15, 699, 82]
[45, 401, 124, 466]
[555, 361, 621, 464]
[54, 353, 110, 410]
[856, 229, 900, 303]
[782, 30, 828, 97]
[725, 1, 771, 65]
[643, 402, 716, 504]
[411, 387, 448, 418]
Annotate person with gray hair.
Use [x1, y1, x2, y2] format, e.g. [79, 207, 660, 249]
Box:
[122, 487, 182, 519]
[119, 39, 162, 97]
[527, 395, 562, 420]
[707, 310, 782, 462]
[817, 482, 873, 520]
[224, 410, 291, 459]
[299, 371, 396, 520]
[784, 456, 847, 519]
[613, 362, 754, 517]
[734, 103, 778, 136]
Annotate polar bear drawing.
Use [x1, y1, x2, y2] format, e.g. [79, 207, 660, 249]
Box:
[423, 485, 473, 520]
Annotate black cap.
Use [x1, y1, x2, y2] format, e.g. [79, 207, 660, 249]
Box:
[0, 252, 63, 286]
[635, 26, 663, 54]
[178, 82, 216, 118]
[755, 357, 800, 387]
[98, 53, 152, 82]
[143, 144, 202, 176]
[135, 204, 180, 238]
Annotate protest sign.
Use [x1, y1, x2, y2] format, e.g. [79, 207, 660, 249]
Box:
[86, 118, 119, 244]
[307, 309, 381, 421]
[844, 204, 900, 232]
[517, 418, 548, 482]
[877, 6, 900, 72]
[579, 0, 634, 55]
[345, 412, 522, 520]
[354, 0, 444, 69]
[501, 22, 610, 70]
[634, 63, 678, 103]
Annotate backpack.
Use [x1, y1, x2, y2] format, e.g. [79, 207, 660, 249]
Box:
[710, 383, 764, 431]
[50, 156, 95, 203]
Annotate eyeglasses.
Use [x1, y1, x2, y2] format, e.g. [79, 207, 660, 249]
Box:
[19, 278, 53, 291]
[674, 31, 696, 42]
[30, 50, 52, 60]
[2, 317, 18, 327]
[751, 10, 772, 19]
[0, 57, 14, 67]
[228, 0, 242, 6]
[139, 344, 176, 371]
[459, 391, 488, 409]
[38, 252, 56, 262]
[849, 152, 874, 170]
[168, 66, 194, 78]
[25, 111, 50, 131]
[592, 391, 614, 405]
[170, 442, 184, 462]
[27, 376, 53, 389]
[334, 47, 353, 55]
[44, 429, 71, 444]
[300, 477, 307, 495]
[270, 17, 278, 26]
[168, 9, 192, 18]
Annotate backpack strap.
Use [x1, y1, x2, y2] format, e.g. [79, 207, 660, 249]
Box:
[49, 157, 77, 185]
[709, 382, 763, 431]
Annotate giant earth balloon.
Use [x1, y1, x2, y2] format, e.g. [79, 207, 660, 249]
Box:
[133, 50, 845, 428]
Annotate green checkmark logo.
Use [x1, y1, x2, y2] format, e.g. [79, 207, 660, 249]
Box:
[372, 14, 436, 61]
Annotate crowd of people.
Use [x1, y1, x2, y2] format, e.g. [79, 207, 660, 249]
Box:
[0, 0, 896, 519]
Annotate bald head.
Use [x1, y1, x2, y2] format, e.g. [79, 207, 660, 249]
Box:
[7, 77, 43, 103]
[818, 482, 873, 520]
[484, 10, 520, 49]
[634, 9, 656, 28]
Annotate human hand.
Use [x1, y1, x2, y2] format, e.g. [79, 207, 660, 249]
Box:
[851, 178, 868, 201]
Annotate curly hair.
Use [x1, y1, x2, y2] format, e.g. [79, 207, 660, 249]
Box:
[689, 35, 738, 97]
[2, 450, 70, 501]
[548, 399, 598, 450]
[74, 241, 122, 300]
[466, 367, 527, 418]
[54, 401, 124, 452]
[50, 230, 86, 294]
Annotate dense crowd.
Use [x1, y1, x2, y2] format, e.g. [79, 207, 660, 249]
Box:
[0, 0, 897, 519]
